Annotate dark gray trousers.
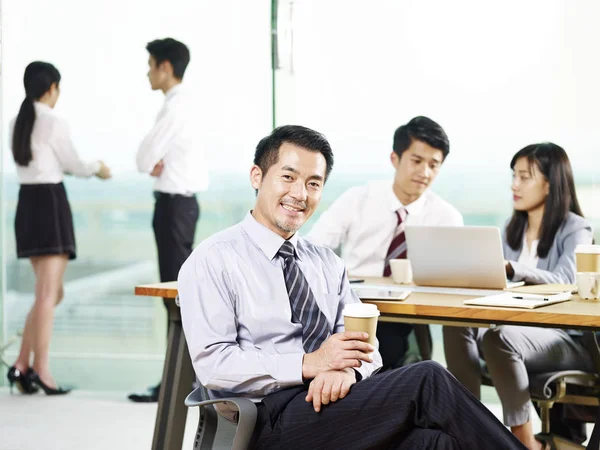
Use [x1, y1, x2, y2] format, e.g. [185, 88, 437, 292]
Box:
[250, 361, 526, 449]
[443, 325, 593, 427]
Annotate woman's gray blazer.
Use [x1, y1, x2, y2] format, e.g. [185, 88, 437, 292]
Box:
[502, 212, 593, 284]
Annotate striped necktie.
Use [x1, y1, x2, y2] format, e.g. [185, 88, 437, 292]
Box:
[383, 208, 408, 276]
[278, 240, 331, 353]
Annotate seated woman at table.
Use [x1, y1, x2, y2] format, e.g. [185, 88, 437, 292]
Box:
[443, 142, 594, 450]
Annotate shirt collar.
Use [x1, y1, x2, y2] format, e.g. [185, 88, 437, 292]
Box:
[388, 183, 428, 216]
[33, 102, 53, 113]
[165, 83, 183, 101]
[241, 211, 300, 261]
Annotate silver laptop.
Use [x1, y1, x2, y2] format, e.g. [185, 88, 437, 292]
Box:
[405, 226, 524, 290]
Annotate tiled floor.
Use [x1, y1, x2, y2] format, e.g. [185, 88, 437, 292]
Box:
[1, 388, 198, 450]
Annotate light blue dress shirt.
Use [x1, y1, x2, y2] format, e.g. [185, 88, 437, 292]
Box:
[178, 212, 383, 412]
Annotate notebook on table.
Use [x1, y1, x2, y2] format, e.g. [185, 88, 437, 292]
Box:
[463, 291, 572, 309]
[508, 284, 577, 295]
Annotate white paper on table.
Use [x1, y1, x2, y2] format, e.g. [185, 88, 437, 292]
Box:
[463, 291, 572, 309]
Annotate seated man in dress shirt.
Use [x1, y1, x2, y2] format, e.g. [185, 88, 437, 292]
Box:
[129, 37, 208, 403]
[307, 116, 463, 369]
[178, 125, 524, 449]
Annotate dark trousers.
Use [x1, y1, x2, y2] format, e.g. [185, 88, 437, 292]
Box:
[377, 322, 414, 370]
[250, 361, 526, 450]
[152, 191, 199, 310]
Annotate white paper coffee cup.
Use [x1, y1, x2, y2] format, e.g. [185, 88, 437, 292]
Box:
[390, 259, 413, 284]
[342, 303, 380, 346]
[575, 244, 600, 273]
[577, 272, 600, 300]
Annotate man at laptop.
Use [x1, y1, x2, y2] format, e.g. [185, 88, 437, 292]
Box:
[307, 116, 463, 369]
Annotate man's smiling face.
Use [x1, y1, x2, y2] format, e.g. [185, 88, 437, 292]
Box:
[250, 142, 327, 239]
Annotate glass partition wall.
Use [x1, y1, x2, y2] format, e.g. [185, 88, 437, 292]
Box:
[0, 0, 272, 390]
[274, 1, 600, 237]
[2, 0, 599, 391]
[0, 1, 5, 379]
[286, 1, 600, 236]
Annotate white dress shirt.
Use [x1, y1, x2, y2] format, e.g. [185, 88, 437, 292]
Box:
[9, 102, 100, 184]
[136, 84, 208, 195]
[307, 180, 464, 277]
[178, 212, 382, 419]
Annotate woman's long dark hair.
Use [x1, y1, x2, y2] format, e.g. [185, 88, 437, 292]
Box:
[12, 61, 61, 166]
[506, 142, 584, 258]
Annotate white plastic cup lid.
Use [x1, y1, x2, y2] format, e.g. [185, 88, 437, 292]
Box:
[342, 302, 380, 318]
[575, 244, 600, 255]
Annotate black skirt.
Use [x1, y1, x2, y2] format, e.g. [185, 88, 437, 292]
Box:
[15, 182, 76, 260]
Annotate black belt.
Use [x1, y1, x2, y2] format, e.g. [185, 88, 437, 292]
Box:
[153, 191, 195, 200]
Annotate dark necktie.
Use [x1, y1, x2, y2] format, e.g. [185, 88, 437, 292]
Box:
[383, 208, 408, 276]
[278, 240, 331, 353]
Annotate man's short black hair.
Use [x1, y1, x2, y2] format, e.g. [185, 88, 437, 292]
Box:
[254, 125, 334, 181]
[393, 116, 450, 160]
[146, 38, 190, 79]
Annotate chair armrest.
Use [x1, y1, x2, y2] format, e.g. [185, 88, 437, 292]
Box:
[185, 391, 258, 416]
[530, 370, 599, 400]
[185, 387, 258, 450]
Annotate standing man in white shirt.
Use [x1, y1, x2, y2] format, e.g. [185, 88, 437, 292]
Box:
[307, 116, 463, 369]
[129, 38, 208, 403]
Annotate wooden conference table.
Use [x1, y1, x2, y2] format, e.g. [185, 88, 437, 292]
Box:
[135, 277, 600, 450]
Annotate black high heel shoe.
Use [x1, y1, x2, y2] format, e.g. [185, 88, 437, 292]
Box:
[29, 371, 71, 396]
[6, 366, 39, 394]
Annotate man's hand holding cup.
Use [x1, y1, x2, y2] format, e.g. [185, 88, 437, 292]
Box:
[302, 303, 380, 380]
[302, 331, 374, 380]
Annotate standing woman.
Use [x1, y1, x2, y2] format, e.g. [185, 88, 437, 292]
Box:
[6, 61, 111, 395]
[443, 143, 594, 450]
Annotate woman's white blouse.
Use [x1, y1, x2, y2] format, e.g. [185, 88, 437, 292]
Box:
[9, 102, 100, 184]
[517, 235, 540, 269]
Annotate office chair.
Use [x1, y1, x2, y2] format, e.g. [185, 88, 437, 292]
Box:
[482, 331, 600, 450]
[185, 385, 257, 450]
